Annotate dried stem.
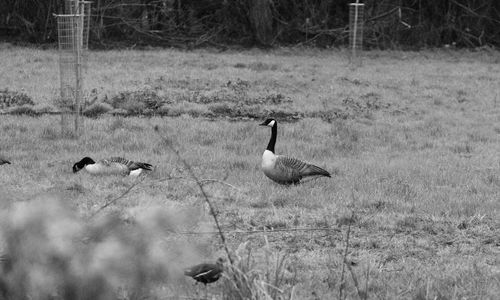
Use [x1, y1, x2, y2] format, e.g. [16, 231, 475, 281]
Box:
[347, 260, 365, 299]
[153, 125, 234, 265]
[338, 209, 353, 300]
[153, 176, 240, 191]
[363, 263, 370, 300]
[89, 175, 148, 219]
[340, 190, 358, 300]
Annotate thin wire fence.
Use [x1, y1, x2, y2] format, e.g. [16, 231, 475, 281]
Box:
[176, 227, 341, 235]
[56, 0, 91, 137]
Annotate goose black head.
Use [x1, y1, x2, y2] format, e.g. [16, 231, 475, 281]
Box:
[73, 157, 95, 173]
[259, 118, 276, 127]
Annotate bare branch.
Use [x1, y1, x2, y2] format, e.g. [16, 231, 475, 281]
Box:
[153, 124, 234, 265]
[88, 175, 148, 219]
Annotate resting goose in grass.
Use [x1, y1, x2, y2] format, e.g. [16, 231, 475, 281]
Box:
[260, 118, 331, 184]
[72, 157, 153, 177]
[0, 157, 10, 165]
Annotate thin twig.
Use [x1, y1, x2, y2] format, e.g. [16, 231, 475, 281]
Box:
[153, 125, 234, 265]
[338, 209, 353, 300]
[323, 216, 337, 290]
[339, 190, 358, 300]
[152, 176, 241, 191]
[363, 263, 370, 300]
[199, 179, 240, 191]
[347, 260, 364, 299]
[88, 175, 148, 219]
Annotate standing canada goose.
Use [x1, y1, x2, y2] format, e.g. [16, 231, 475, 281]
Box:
[260, 118, 331, 184]
[184, 257, 225, 285]
[72, 157, 153, 177]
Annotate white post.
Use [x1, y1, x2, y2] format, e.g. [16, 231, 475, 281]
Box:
[349, 2, 364, 66]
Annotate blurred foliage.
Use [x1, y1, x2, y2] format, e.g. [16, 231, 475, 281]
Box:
[0, 196, 297, 299]
[0, 197, 185, 299]
[0, 0, 499, 48]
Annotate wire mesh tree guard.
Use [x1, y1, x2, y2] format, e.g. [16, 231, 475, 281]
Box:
[55, 0, 91, 137]
[349, 2, 364, 66]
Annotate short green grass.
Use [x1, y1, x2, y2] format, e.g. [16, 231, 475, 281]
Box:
[0, 44, 500, 299]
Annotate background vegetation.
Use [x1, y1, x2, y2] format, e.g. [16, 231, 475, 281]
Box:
[1, 0, 499, 49]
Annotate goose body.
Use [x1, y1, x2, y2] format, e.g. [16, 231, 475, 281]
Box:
[72, 157, 153, 177]
[0, 158, 10, 165]
[260, 118, 331, 185]
[184, 258, 224, 285]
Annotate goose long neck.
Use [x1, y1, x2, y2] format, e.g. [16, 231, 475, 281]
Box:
[266, 124, 277, 153]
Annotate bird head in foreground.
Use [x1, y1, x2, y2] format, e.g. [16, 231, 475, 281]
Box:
[72, 157, 95, 173]
[259, 118, 276, 127]
[215, 257, 225, 266]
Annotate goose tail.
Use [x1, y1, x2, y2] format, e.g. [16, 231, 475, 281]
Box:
[304, 164, 331, 177]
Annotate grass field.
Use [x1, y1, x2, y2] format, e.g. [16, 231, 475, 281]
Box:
[0, 43, 500, 299]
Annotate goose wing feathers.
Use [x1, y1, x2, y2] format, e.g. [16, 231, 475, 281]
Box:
[273, 155, 330, 184]
[106, 157, 153, 171]
[273, 155, 306, 184]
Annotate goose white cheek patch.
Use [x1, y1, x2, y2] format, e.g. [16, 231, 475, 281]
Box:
[268, 120, 275, 127]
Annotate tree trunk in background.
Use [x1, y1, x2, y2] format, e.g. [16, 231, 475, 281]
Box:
[249, 0, 273, 46]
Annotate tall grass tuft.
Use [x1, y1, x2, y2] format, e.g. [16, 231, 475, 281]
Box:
[39, 126, 59, 140]
[222, 239, 296, 300]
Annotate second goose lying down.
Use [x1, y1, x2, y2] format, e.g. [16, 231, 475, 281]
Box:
[184, 258, 225, 285]
[72, 157, 153, 177]
[260, 118, 331, 185]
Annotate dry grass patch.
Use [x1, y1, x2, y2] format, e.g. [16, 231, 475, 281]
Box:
[0, 47, 499, 298]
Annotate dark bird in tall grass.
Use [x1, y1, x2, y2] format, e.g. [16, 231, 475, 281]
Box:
[0, 157, 11, 165]
[72, 157, 153, 177]
[260, 118, 331, 184]
[184, 257, 225, 285]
